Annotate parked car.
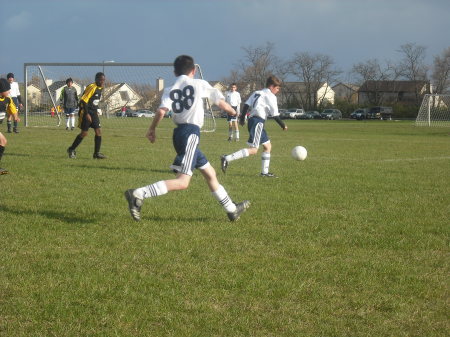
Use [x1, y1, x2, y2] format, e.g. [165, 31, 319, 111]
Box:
[132, 109, 155, 118]
[298, 110, 321, 119]
[350, 108, 369, 120]
[321, 109, 342, 120]
[286, 108, 305, 119]
[367, 106, 393, 120]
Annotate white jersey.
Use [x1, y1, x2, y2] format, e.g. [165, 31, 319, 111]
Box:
[225, 90, 241, 107]
[160, 75, 224, 128]
[245, 88, 279, 120]
[9, 81, 20, 98]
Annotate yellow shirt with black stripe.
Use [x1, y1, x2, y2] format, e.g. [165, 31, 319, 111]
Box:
[0, 96, 18, 120]
[80, 83, 103, 116]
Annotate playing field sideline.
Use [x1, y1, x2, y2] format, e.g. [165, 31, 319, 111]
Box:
[1, 119, 448, 336]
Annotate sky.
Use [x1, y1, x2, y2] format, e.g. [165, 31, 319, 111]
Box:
[2, 0, 449, 82]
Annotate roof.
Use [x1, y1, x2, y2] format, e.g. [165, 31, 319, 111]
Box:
[359, 80, 428, 93]
[332, 82, 359, 91]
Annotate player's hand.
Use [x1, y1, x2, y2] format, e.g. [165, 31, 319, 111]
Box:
[86, 114, 92, 123]
[146, 128, 156, 143]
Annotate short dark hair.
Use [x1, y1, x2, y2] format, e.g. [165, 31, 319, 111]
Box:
[95, 72, 105, 80]
[266, 75, 282, 88]
[66, 78, 73, 85]
[173, 55, 195, 76]
[7, 73, 14, 79]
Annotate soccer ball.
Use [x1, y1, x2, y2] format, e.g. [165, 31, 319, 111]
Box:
[291, 146, 307, 161]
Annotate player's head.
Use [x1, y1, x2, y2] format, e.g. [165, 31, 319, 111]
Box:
[230, 83, 237, 91]
[0, 78, 11, 96]
[95, 72, 105, 87]
[174, 55, 195, 77]
[66, 78, 73, 86]
[266, 75, 282, 94]
[6, 73, 14, 83]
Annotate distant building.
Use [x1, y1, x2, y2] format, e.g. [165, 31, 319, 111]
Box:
[332, 83, 359, 103]
[358, 80, 430, 105]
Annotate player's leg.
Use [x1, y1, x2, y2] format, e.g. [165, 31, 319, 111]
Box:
[65, 112, 70, 130]
[12, 97, 19, 133]
[199, 163, 250, 221]
[70, 113, 75, 130]
[93, 126, 106, 159]
[232, 120, 239, 141]
[0, 132, 8, 174]
[6, 114, 12, 133]
[227, 118, 233, 141]
[67, 114, 89, 158]
[220, 117, 263, 173]
[260, 140, 275, 177]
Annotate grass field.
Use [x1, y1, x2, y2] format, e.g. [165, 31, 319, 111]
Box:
[1, 118, 449, 336]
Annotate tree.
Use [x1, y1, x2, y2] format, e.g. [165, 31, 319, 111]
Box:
[223, 42, 280, 98]
[431, 47, 450, 94]
[351, 59, 397, 105]
[287, 52, 341, 110]
[396, 42, 429, 105]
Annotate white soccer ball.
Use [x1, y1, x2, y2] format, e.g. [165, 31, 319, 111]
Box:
[291, 146, 307, 161]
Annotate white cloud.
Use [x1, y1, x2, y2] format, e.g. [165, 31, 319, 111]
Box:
[5, 11, 32, 31]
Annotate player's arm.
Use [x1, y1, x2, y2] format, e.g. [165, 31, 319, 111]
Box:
[146, 107, 166, 143]
[239, 104, 249, 125]
[217, 99, 236, 117]
[273, 116, 287, 130]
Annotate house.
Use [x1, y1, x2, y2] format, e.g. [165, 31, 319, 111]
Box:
[279, 82, 335, 109]
[100, 83, 143, 113]
[26, 83, 42, 107]
[358, 80, 430, 105]
[332, 83, 359, 103]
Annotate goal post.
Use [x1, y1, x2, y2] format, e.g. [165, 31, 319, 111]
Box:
[23, 62, 216, 132]
[415, 94, 450, 127]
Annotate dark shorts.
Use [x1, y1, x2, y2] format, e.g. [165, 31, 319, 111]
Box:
[171, 124, 208, 176]
[79, 111, 101, 131]
[247, 116, 269, 148]
[65, 107, 76, 116]
[227, 106, 238, 122]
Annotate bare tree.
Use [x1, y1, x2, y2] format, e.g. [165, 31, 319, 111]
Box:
[287, 52, 341, 110]
[351, 59, 397, 105]
[431, 47, 450, 94]
[396, 42, 429, 104]
[223, 42, 280, 98]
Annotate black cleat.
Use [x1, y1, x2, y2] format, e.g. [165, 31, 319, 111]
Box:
[0, 168, 9, 175]
[220, 155, 228, 174]
[67, 147, 76, 158]
[260, 172, 278, 178]
[124, 189, 143, 221]
[227, 200, 251, 221]
[93, 152, 107, 159]
[13, 129, 19, 133]
[227, 137, 232, 142]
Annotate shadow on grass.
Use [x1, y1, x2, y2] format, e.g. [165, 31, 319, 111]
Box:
[0, 204, 98, 225]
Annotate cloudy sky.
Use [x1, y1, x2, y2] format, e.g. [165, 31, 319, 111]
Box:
[2, 0, 449, 81]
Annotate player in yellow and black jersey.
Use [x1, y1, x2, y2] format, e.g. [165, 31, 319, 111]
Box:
[67, 72, 107, 159]
[0, 78, 18, 174]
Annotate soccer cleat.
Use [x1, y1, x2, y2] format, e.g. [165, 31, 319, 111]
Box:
[67, 147, 76, 158]
[227, 200, 251, 221]
[260, 172, 278, 178]
[220, 155, 228, 174]
[66, 127, 69, 130]
[124, 189, 143, 221]
[93, 152, 107, 159]
[0, 168, 8, 175]
[227, 137, 232, 142]
[13, 129, 19, 134]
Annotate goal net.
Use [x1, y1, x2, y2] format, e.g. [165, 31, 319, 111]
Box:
[415, 94, 450, 127]
[23, 62, 216, 132]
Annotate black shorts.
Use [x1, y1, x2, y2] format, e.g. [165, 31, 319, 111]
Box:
[79, 111, 101, 131]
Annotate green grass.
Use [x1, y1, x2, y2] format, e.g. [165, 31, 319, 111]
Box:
[1, 119, 449, 336]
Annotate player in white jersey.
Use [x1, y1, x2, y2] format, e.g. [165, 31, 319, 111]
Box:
[225, 83, 241, 141]
[6, 73, 22, 133]
[125, 55, 250, 222]
[220, 75, 287, 178]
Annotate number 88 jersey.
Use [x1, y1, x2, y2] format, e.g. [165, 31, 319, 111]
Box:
[159, 75, 224, 128]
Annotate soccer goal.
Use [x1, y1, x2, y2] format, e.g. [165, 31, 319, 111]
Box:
[23, 62, 216, 132]
[415, 94, 450, 127]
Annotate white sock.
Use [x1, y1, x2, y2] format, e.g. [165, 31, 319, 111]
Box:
[225, 149, 249, 162]
[66, 118, 70, 128]
[70, 116, 75, 128]
[261, 151, 270, 174]
[235, 130, 239, 140]
[228, 129, 233, 138]
[212, 185, 236, 213]
[134, 180, 168, 199]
